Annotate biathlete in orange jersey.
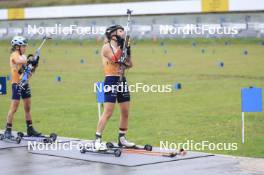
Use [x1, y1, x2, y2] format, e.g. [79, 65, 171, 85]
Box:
[93, 25, 134, 150]
[4, 36, 41, 139]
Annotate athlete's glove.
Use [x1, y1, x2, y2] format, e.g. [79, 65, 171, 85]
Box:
[116, 36, 125, 48]
[27, 54, 39, 67]
[27, 54, 39, 73]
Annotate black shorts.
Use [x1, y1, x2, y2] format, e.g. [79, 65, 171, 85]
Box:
[104, 76, 130, 103]
[12, 83, 31, 100]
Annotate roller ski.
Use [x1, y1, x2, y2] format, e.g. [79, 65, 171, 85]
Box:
[0, 130, 21, 144]
[80, 138, 122, 157]
[17, 127, 57, 144]
[106, 136, 153, 151]
[122, 148, 187, 158]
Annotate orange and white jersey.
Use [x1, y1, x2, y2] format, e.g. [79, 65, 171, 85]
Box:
[101, 45, 120, 76]
[10, 51, 27, 84]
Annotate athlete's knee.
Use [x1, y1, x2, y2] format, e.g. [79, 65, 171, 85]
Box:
[9, 108, 17, 114]
[10, 100, 20, 114]
[103, 111, 112, 119]
[24, 105, 31, 113]
[103, 108, 114, 119]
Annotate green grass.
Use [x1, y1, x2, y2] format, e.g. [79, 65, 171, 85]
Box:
[0, 38, 264, 158]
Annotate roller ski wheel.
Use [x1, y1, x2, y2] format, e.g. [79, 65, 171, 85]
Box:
[114, 149, 122, 157]
[80, 147, 86, 154]
[143, 144, 153, 151]
[42, 133, 57, 143]
[49, 133, 57, 142]
[16, 136, 22, 144]
[179, 148, 187, 156]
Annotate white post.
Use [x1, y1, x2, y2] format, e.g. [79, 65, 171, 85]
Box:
[242, 112, 245, 144]
[98, 103, 101, 119]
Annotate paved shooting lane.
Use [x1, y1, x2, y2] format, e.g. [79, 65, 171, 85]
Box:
[29, 141, 214, 166]
[0, 147, 263, 175]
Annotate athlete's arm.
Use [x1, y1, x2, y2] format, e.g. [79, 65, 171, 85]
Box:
[12, 54, 27, 64]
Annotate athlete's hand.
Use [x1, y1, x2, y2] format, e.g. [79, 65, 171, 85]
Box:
[27, 56, 39, 67]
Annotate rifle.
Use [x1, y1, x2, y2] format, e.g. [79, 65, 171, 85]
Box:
[19, 35, 52, 89]
[119, 9, 132, 81]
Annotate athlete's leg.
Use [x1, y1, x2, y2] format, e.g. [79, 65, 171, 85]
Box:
[117, 101, 135, 147]
[5, 83, 21, 138]
[22, 83, 41, 137]
[6, 84, 21, 125]
[23, 97, 32, 121]
[23, 97, 41, 136]
[119, 101, 130, 131]
[94, 76, 117, 150]
[96, 102, 115, 137]
[93, 103, 115, 150]
[4, 100, 20, 138]
[116, 77, 134, 147]
[5, 100, 20, 129]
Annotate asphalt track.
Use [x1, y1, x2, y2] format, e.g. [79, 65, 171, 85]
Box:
[0, 144, 263, 175]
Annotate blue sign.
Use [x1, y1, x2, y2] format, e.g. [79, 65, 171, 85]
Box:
[241, 87, 262, 112]
[56, 76, 61, 82]
[96, 82, 104, 103]
[174, 83, 182, 90]
[0, 77, 7, 95]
